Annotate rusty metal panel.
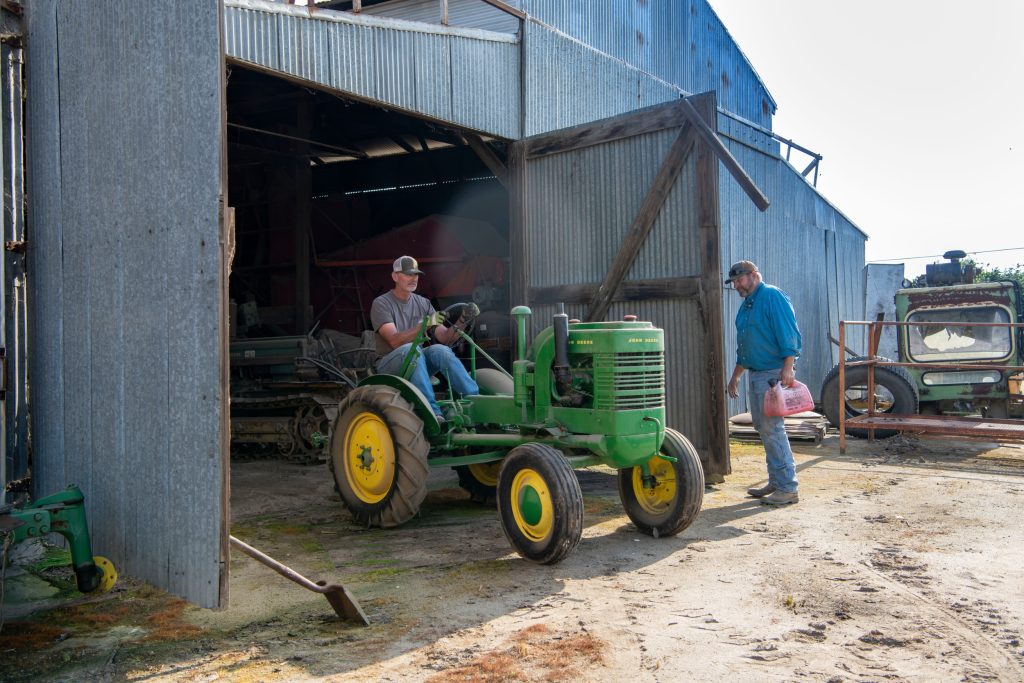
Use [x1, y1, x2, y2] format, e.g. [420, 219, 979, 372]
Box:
[717, 115, 866, 414]
[224, 0, 520, 139]
[513, 100, 726, 472]
[24, 1, 226, 607]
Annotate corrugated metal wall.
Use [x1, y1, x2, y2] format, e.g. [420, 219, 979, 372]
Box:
[358, 0, 521, 33]
[523, 0, 774, 127]
[224, 0, 521, 139]
[361, 0, 775, 127]
[522, 20, 681, 136]
[24, 1, 227, 607]
[717, 112, 866, 415]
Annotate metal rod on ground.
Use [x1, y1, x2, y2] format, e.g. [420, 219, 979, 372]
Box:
[229, 535, 369, 626]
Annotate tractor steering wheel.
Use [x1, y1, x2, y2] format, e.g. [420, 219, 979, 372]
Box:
[437, 302, 479, 350]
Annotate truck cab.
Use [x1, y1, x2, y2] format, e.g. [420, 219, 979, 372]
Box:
[894, 252, 1023, 418]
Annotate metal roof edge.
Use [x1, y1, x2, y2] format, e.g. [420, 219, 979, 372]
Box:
[702, 2, 778, 112]
[224, 0, 519, 43]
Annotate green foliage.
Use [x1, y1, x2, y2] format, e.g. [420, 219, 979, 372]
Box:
[968, 259, 1024, 288]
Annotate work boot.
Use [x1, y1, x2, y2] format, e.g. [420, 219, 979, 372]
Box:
[746, 484, 776, 498]
[761, 490, 799, 506]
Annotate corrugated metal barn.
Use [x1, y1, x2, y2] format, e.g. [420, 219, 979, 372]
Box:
[8, 0, 867, 607]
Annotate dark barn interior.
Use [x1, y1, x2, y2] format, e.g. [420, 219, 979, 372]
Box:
[225, 65, 511, 461]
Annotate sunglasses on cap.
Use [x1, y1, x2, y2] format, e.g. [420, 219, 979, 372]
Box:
[724, 269, 753, 285]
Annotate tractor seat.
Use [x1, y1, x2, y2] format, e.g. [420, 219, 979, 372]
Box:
[476, 368, 514, 396]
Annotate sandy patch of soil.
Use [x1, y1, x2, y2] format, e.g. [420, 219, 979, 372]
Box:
[4, 435, 1024, 681]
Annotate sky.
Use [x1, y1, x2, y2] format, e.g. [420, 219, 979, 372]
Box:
[707, 0, 1023, 278]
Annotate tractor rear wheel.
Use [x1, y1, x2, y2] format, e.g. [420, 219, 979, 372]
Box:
[618, 428, 704, 538]
[497, 443, 583, 564]
[820, 357, 919, 438]
[329, 385, 429, 528]
[454, 461, 502, 505]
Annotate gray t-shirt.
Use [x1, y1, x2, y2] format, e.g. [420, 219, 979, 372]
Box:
[370, 290, 435, 357]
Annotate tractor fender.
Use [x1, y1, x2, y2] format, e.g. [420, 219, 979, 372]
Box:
[359, 374, 442, 436]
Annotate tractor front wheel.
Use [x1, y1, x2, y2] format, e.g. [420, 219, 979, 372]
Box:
[618, 428, 704, 538]
[329, 385, 430, 528]
[497, 443, 583, 564]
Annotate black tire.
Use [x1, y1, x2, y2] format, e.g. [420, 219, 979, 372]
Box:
[820, 356, 919, 439]
[329, 385, 430, 528]
[454, 461, 502, 505]
[617, 428, 704, 538]
[496, 443, 583, 564]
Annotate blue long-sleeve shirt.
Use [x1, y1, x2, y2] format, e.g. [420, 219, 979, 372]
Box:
[735, 282, 802, 371]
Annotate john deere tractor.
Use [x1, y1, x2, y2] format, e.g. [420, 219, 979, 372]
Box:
[327, 305, 704, 564]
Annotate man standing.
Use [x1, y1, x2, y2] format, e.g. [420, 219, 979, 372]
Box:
[370, 256, 479, 420]
[724, 260, 802, 506]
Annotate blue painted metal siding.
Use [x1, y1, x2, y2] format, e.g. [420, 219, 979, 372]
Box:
[224, 0, 520, 139]
[717, 112, 866, 415]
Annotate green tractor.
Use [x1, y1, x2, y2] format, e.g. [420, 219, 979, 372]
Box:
[821, 250, 1024, 437]
[327, 305, 704, 564]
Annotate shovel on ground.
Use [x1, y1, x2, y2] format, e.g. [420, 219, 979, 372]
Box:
[229, 535, 369, 626]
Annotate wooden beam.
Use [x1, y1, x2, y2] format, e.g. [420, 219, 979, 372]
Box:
[678, 96, 769, 211]
[352, 0, 361, 12]
[439, 0, 448, 25]
[584, 121, 696, 322]
[389, 135, 418, 155]
[523, 99, 687, 159]
[691, 91, 729, 481]
[463, 132, 509, 187]
[478, 0, 527, 20]
[530, 277, 701, 306]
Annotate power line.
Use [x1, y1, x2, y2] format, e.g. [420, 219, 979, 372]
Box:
[866, 246, 1024, 264]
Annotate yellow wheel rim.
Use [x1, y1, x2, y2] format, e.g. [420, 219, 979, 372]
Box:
[93, 556, 118, 593]
[468, 462, 501, 487]
[510, 468, 553, 542]
[344, 412, 396, 504]
[631, 455, 677, 515]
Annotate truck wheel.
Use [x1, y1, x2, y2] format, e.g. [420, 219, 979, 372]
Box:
[618, 428, 704, 538]
[329, 385, 429, 528]
[454, 461, 502, 504]
[497, 443, 583, 564]
[820, 357, 919, 438]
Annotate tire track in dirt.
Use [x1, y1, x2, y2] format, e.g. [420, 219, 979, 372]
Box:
[856, 557, 1024, 681]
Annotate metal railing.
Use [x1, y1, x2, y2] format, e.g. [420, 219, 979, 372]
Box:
[837, 319, 1024, 453]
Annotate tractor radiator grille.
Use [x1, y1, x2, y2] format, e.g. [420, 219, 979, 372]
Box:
[592, 352, 665, 409]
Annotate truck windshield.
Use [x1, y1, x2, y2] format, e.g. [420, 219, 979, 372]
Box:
[907, 306, 1013, 361]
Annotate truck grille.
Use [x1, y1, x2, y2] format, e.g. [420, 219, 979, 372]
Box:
[592, 352, 665, 409]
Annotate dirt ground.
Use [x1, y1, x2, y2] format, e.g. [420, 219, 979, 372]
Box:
[3, 433, 1024, 682]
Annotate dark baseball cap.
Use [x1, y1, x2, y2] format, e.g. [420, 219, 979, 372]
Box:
[724, 260, 758, 284]
[393, 256, 424, 275]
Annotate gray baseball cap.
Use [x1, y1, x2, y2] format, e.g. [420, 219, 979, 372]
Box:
[392, 256, 424, 275]
[724, 260, 758, 284]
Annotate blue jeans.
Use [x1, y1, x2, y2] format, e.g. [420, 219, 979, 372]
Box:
[748, 369, 798, 493]
[376, 343, 479, 416]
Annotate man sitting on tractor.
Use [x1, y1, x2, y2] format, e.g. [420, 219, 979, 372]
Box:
[370, 256, 479, 420]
